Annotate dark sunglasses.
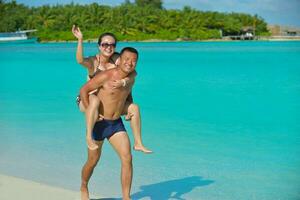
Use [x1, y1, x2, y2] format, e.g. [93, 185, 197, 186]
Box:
[101, 43, 116, 48]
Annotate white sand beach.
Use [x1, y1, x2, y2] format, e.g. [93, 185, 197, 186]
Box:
[0, 174, 89, 200]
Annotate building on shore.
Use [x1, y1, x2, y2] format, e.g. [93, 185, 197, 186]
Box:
[222, 26, 255, 40]
[268, 25, 300, 36]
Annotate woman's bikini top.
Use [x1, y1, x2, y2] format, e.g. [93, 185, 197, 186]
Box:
[87, 54, 106, 81]
[87, 54, 118, 80]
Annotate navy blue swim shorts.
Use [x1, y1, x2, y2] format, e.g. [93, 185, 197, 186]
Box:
[92, 118, 126, 141]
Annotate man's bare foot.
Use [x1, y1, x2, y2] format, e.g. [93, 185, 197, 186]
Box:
[87, 137, 98, 150]
[134, 144, 152, 154]
[80, 186, 89, 200]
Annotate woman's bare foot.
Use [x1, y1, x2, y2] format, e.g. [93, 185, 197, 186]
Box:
[80, 186, 89, 200]
[133, 144, 152, 154]
[87, 137, 98, 150]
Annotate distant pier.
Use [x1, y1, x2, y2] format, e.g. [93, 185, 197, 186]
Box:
[223, 35, 255, 40]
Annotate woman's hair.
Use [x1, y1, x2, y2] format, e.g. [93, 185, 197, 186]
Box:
[109, 52, 120, 64]
[97, 32, 117, 46]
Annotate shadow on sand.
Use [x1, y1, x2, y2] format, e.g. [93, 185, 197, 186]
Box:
[91, 176, 214, 200]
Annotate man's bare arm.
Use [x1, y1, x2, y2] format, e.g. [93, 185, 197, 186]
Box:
[80, 71, 109, 108]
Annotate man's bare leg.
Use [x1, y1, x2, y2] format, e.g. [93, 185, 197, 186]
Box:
[109, 132, 132, 200]
[123, 103, 152, 153]
[80, 95, 100, 150]
[81, 140, 104, 200]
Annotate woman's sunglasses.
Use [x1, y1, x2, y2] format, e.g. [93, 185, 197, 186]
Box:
[101, 43, 116, 48]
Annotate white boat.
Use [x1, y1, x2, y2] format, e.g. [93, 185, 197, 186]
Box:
[0, 30, 37, 42]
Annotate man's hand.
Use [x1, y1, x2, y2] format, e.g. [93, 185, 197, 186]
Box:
[72, 25, 83, 40]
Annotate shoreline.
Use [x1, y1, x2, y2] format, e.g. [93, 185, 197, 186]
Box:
[39, 37, 300, 43]
[0, 174, 102, 200]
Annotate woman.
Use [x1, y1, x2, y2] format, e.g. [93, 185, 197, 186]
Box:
[72, 25, 151, 153]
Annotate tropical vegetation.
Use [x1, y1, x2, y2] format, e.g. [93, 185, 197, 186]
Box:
[0, 0, 270, 41]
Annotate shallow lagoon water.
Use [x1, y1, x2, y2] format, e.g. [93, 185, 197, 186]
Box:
[0, 41, 299, 199]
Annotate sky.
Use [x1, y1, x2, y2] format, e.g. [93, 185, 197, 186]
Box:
[15, 0, 300, 27]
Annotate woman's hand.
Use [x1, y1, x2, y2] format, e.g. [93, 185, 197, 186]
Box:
[109, 79, 126, 89]
[72, 25, 83, 40]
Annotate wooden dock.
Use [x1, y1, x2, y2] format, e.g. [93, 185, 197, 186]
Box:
[223, 35, 255, 40]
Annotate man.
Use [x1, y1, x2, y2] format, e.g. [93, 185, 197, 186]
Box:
[79, 47, 139, 200]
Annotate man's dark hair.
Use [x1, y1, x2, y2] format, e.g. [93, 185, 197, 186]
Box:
[97, 32, 117, 46]
[120, 47, 139, 59]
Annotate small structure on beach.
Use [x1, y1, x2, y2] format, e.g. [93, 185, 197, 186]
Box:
[282, 28, 300, 36]
[268, 25, 300, 36]
[222, 26, 255, 40]
[233, 26, 254, 40]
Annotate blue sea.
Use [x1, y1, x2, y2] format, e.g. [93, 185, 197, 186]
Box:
[0, 41, 299, 200]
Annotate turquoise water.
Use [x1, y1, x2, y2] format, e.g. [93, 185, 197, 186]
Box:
[0, 41, 299, 200]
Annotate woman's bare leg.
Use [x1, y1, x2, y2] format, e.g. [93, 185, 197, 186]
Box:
[123, 103, 152, 153]
[79, 94, 100, 150]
